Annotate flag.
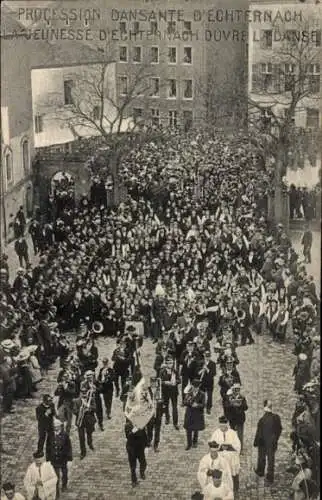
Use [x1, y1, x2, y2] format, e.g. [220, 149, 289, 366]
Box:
[124, 377, 154, 429]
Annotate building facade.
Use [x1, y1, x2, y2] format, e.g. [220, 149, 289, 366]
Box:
[248, 1, 322, 186]
[31, 63, 117, 148]
[1, 11, 36, 243]
[8, 0, 248, 132]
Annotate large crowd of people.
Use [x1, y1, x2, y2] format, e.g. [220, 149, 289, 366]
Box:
[0, 130, 320, 500]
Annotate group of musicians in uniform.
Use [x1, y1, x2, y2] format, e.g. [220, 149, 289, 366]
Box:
[31, 307, 253, 498]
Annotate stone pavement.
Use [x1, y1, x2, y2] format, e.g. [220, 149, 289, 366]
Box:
[2, 331, 299, 500]
[4, 232, 40, 283]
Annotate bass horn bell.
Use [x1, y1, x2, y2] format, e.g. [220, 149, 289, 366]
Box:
[92, 321, 104, 335]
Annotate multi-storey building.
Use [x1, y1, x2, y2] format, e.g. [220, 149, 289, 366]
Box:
[1, 8, 36, 243]
[248, 1, 322, 185]
[7, 0, 248, 133]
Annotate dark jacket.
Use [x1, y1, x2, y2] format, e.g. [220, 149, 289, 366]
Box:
[125, 420, 148, 450]
[183, 388, 206, 431]
[46, 430, 72, 465]
[36, 402, 56, 431]
[254, 411, 282, 449]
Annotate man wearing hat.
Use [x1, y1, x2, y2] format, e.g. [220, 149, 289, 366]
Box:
[73, 377, 96, 460]
[179, 341, 198, 405]
[23, 451, 57, 500]
[183, 378, 206, 450]
[1, 481, 25, 500]
[223, 383, 248, 452]
[46, 418, 72, 496]
[36, 395, 56, 453]
[211, 416, 241, 495]
[198, 350, 216, 415]
[160, 356, 180, 429]
[253, 400, 282, 484]
[197, 441, 233, 494]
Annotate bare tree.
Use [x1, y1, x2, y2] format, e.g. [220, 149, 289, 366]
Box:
[248, 13, 321, 222]
[48, 42, 166, 201]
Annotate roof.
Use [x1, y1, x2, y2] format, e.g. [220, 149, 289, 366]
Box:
[1, 8, 108, 69]
[31, 40, 108, 69]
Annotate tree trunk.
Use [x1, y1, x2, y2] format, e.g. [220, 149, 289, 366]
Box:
[274, 149, 289, 230]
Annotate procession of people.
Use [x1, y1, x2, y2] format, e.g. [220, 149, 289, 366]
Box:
[1, 129, 320, 499]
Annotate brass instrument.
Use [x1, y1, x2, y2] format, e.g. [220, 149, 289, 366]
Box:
[76, 383, 95, 428]
[198, 363, 208, 383]
[92, 321, 104, 334]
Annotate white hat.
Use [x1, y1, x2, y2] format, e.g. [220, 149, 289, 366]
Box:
[298, 353, 308, 361]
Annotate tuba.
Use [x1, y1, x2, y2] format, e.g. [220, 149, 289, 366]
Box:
[76, 383, 95, 428]
[92, 321, 104, 335]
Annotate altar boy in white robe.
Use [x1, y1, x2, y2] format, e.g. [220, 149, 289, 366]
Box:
[198, 440, 233, 493]
[23, 450, 57, 500]
[211, 416, 241, 496]
[203, 469, 234, 500]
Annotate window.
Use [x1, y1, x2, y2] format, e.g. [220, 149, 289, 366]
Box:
[183, 110, 193, 132]
[5, 150, 13, 184]
[183, 21, 192, 32]
[260, 30, 272, 49]
[168, 47, 176, 64]
[183, 47, 192, 64]
[285, 30, 298, 46]
[92, 105, 100, 120]
[314, 30, 321, 47]
[63, 80, 74, 105]
[133, 46, 142, 63]
[132, 22, 139, 34]
[150, 21, 158, 34]
[120, 22, 126, 33]
[168, 110, 178, 128]
[118, 76, 128, 95]
[22, 139, 29, 173]
[168, 79, 177, 98]
[183, 79, 193, 99]
[34, 114, 43, 133]
[151, 108, 160, 126]
[261, 108, 273, 130]
[133, 108, 143, 122]
[150, 78, 160, 97]
[167, 21, 176, 34]
[307, 63, 320, 93]
[284, 63, 295, 92]
[119, 46, 127, 62]
[261, 63, 281, 92]
[306, 108, 319, 128]
[150, 47, 159, 63]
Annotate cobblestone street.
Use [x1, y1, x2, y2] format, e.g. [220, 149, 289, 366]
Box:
[2, 229, 320, 500]
[2, 331, 299, 500]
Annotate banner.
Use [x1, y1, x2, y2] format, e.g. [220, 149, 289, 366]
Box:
[124, 377, 154, 429]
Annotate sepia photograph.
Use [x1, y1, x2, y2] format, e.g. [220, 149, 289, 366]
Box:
[0, 0, 321, 499]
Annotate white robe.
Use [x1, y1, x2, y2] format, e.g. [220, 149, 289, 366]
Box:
[210, 429, 241, 476]
[203, 482, 234, 500]
[198, 453, 233, 491]
[23, 461, 57, 500]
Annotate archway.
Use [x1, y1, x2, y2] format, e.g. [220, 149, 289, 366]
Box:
[50, 171, 75, 217]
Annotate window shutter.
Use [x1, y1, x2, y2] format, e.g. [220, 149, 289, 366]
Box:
[272, 64, 281, 93]
[252, 64, 262, 92]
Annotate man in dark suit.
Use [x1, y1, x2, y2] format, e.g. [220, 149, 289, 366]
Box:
[36, 394, 56, 452]
[198, 351, 216, 414]
[125, 419, 148, 487]
[253, 399, 282, 483]
[46, 418, 72, 496]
